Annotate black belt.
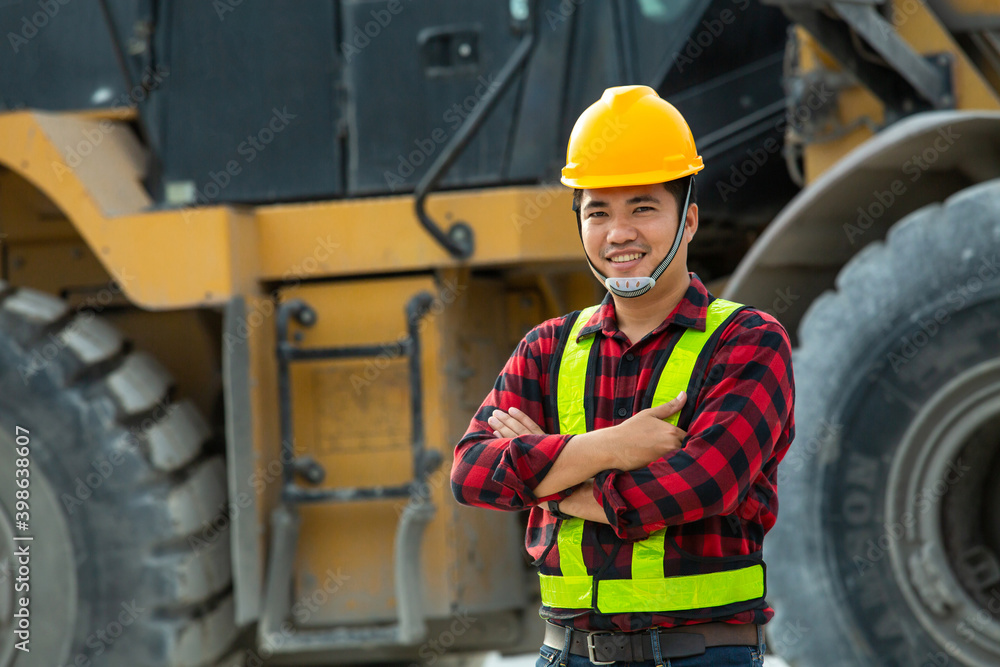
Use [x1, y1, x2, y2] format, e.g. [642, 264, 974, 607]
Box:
[543, 620, 759, 664]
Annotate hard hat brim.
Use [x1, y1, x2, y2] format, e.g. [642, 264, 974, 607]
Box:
[560, 161, 704, 189]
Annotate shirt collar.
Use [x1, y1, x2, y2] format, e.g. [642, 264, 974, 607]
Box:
[577, 272, 711, 341]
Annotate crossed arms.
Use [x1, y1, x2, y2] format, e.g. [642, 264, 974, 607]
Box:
[450, 313, 794, 540]
[486, 396, 688, 524]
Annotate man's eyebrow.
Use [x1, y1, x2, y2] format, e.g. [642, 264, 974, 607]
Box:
[625, 194, 660, 205]
[583, 194, 661, 210]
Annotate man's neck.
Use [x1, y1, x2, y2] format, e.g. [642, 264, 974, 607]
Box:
[611, 271, 691, 345]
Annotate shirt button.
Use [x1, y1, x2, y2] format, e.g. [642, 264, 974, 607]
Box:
[625, 353, 635, 361]
[617, 408, 628, 417]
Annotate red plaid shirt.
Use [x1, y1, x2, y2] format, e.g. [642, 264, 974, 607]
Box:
[451, 273, 795, 631]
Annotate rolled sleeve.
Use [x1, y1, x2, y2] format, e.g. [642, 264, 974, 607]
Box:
[451, 326, 577, 510]
[593, 313, 794, 539]
[493, 434, 576, 504]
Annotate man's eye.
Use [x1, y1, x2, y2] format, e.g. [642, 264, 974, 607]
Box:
[634, 206, 653, 213]
[589, 211, 607, 218]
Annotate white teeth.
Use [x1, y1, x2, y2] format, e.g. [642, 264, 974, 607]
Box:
[610, 253, 643, 263]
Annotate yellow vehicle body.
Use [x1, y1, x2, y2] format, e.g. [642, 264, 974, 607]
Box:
[0, 106, 605, 663]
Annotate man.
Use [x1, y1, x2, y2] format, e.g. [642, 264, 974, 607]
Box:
[451, 85, 794, 666]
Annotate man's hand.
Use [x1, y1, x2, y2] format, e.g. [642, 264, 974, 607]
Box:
[488, 407, 546, 438]
[601, 391, 688, 471]
[529, 391, 688, 499]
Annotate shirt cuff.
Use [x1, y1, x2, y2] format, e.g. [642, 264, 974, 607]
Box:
[492, 434, 575, 506]
[593, 470, 649, 541]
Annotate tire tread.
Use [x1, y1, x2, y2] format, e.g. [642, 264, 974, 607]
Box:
[0, 285, 236, 666]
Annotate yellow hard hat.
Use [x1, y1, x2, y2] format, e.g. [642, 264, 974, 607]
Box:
[560, 85, 704, 189]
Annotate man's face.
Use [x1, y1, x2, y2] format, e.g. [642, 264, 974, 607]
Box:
[579, 183, 695, 283]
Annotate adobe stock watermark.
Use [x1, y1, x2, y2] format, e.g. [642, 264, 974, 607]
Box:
[61, 600, 145, 666]
[762, 286, 799, 318]
[7, 0, 73, 54]
[17, 269, 136, 384]
[766, 618, 810, 657]
[511, 183, 564, 232]
[408, 610, 476, 666]
[349, 277, 467, 394]
[188, 439, 297, 555]
[851, 457, 970, 575]
[339, 0, 413, 63]
[507, 111, 633, 233]
[51, 64, 170, 182]
[874, 0, 929, 38]
[534, 113, 628, 220]
[777, 418, 841, 486]
[222, 235, 341, 352]
[290, 568, 352, 625]
[59, 397, 178, 515]
[179, 106, 298, 215]
[843, 126, 960, 244]
[956, 586, 1000, 644]
[392, 463, 452, 520]
[212, 0, 245, 20]
[673, 0, 751, 73]
[186, 494, 246, 555]
[716, 80, 836, 202]
[384, 75, 500, 191]
[886, 253, 1000, 373]
[920, 647, 964, 667]
[245, 567, 351, 666]
[545, 0, 585, 30]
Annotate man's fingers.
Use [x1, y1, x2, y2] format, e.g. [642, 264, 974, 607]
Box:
[489, 409, 534, 437]
[488, 407, 548, 438]
[646, 391, 686, 418]
[509, 407, 545, 435]
[489, 421, 519, 439]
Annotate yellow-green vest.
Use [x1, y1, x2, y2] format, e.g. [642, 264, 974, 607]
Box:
[538, 298, 767, 615]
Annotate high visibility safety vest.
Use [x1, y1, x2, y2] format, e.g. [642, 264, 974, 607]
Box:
[538, 298, 767, 616]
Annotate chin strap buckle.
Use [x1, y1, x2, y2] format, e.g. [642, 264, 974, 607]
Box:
[605, 276, 655, 294]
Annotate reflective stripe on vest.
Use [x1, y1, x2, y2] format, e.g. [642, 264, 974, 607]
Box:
[539, 298, 766, 613]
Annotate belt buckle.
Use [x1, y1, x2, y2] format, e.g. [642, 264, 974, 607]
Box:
[586, 631, 616, 665]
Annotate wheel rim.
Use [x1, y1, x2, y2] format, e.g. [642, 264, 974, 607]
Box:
[0, 429, 78, 667]
[887, 358, 1000, 666]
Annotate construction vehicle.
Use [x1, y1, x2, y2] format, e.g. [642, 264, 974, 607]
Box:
[0, 1, 998, 665]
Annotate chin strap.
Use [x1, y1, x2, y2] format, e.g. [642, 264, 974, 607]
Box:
[583, 177, 693, 299]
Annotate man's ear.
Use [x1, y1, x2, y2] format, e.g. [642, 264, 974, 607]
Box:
[684, 203, 699, 243]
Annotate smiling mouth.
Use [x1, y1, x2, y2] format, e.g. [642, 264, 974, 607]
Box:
[608, 252, 645, 264]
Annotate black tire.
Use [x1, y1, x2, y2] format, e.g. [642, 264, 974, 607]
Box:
[766, 179, 1000, 666]
[0, 283, 237, 666]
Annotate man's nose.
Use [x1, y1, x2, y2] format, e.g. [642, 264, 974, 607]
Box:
[606, 215, 638, 245]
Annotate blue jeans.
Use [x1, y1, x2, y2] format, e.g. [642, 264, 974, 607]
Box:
[535, 627, 766, 667]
